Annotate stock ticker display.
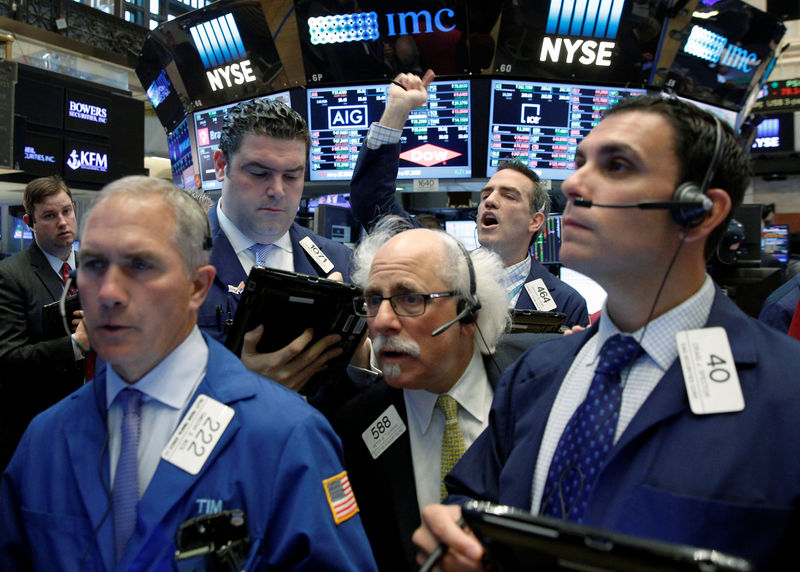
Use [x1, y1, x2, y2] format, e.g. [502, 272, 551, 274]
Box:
[307, 79, 472, 180]
[487, 80, 646, 180]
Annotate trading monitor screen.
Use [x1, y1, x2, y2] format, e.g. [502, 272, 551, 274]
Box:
[655, 0, 785, 112]
[445, 219, 479, 251]
[308, 79, 471, 181]
[751, 113, 794, 153]
[762, 224, 790, 265]
[168, 117, 194, 188]
[293, 0, 471, 84]
[487, 79, 647, 179]
[533, 214, 563, 264]
[193, 91, 292, 191]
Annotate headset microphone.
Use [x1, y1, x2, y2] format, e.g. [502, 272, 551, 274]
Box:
[573, 193, 712, 212]
[431, 240, 481, 337]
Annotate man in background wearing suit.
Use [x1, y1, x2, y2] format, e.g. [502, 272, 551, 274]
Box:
[0, 176, 89, 469]
[349, 71, 589, 327]
[414, 96, 800, 571]
[324, 216, 539, 571]
[198, 98, 354, 389]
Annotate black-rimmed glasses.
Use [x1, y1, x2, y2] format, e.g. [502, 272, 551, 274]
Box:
[353, 292, 456, 317]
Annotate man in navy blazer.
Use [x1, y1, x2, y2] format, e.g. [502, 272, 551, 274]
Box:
[413, 96, 800, 570]
[197, 98, 353, 389]
[349, 71, 589, 327]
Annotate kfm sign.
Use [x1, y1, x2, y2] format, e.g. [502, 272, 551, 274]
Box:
[537, 0, 625, 67]
[308, 8, 456, 45]
[190, 14, 257, 93]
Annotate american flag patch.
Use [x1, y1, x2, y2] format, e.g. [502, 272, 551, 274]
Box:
[323, 471, 359, 525]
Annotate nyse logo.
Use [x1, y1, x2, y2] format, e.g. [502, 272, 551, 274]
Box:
[67, 149, 108, 172]
[328, 105, 368, 129]
[539, 0, 624, 67]
[308, 8, 456, 45]
[190, 14, 257, 92]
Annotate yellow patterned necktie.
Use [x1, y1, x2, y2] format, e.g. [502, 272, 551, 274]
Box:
[436, 394, 466, 501]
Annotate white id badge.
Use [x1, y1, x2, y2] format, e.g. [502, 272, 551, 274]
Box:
[361, 405, 407, 460]
[299, 236, 335, 274]
[161, 394, 235, 475]
[676, 327, 744, 415]
[525, 279, 558, 312]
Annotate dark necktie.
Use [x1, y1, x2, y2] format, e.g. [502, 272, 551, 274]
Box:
[113, 388, 142, 560]
[61, 262, 77, 296]
[540, 334, 641, 522]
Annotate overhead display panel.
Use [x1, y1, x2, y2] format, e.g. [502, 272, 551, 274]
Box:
[492, 0, 670, 85]
[653, 0, 785, 112]
[137, 0, 286, 113]
[294, 0, 470, 85]
[307, 79, 472, 180]
[487, 79, 647, 180]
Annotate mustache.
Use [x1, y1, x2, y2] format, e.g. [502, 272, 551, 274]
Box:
[372, 334, 421, 358]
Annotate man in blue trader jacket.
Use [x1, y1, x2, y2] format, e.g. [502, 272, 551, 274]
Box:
[198, 98, 353, 389]
[349, 71, 589, 328]
[413, 96, 800, 571]
[0, 177, 377, 571]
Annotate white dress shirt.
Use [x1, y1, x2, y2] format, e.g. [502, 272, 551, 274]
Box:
[404, 347, 493, 513]
[530, 275, 716, 513]
[106, 326, 208, 497]
[216, 201, 294, 274]
[41, 247, 77, 279]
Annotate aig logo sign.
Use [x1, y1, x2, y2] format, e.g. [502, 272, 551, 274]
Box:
[539, 0, 625, 67]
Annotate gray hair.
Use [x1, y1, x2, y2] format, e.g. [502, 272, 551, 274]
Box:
[352, 215, 510, 354]
[82, 176, 211, 275]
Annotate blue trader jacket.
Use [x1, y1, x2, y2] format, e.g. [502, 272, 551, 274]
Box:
[0, 334, 377, 571]
[446, 288, 800, 570]
[198, 205, 354, 343]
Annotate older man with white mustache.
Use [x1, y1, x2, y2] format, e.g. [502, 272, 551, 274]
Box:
[321, 215, 554, 572]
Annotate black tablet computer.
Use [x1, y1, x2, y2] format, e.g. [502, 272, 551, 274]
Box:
[461, 500, 753, 572]
[224, 267, 367, 396]
[42, 294, 81, 339]
[510, 309, 567, 334]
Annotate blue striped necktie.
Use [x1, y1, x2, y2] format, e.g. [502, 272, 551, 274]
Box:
[249, 243, 276, 266]
[113, 388, 142, 560]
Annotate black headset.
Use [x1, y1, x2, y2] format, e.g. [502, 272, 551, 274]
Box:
[431, 239, 481, 337]
[670, 115, 724, 229]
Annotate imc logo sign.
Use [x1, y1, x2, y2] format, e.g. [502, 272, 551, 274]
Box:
[683, 25, 758, 73]
[190, 14, 257, 92]
[308, 9, 456, 45]
[539, 0, 626, 67]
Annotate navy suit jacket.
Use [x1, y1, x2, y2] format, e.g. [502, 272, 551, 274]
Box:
[198, 205, 354, 343]
[350, 143, 589, 327]
[327, 334, 560, 571]
[0, 243, 84, 469]
[446, 288, 800, 569]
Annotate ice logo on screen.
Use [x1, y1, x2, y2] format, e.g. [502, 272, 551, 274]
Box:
[683, 25, 758, 73]
[546, 0, 624, 39]
[66, 149, 108, 172]
[308, 12, 379, 45]
[190, 14, 257, 92]
[539, 0, 624, 67]
[752, 118, 780, 149]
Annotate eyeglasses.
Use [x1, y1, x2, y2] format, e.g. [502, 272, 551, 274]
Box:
[353, 292, 456, 317]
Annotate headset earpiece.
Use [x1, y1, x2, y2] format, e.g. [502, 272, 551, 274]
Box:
[670, 116, 724, 230]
